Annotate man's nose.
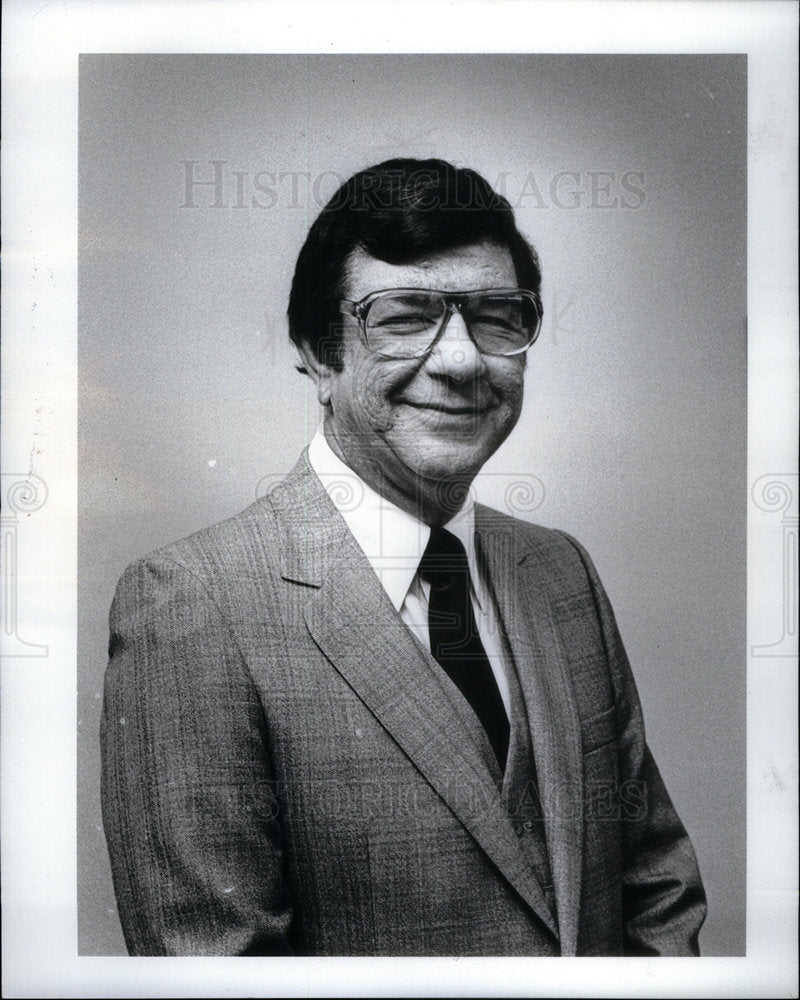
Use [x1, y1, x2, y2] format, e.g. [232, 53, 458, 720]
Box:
[427, 309, 483, 379]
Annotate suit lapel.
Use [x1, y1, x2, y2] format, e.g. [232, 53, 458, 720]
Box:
[268, 454, 559, 941]
[476, 505, 585, 957]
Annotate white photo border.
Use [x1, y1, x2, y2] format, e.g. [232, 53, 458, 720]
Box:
[2, 1, 797, 997]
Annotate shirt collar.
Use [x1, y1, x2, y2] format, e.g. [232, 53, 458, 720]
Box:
[307, 429, 482, 612]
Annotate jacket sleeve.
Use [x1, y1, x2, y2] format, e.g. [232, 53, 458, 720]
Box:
[100, 554, 294, 955]
[558, 532, 708, 956]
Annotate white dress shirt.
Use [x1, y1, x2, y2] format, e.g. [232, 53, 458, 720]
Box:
[308, 429, 511, 718]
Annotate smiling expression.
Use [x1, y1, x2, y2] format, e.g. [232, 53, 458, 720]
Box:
[311, 239, 528, 517]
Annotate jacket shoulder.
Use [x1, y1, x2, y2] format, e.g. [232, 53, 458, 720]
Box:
[475, 503, 591, 558]
[474, 503, 604, 596]
[120, 497, 281, 589]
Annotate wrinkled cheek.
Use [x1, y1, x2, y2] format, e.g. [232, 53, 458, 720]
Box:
[493, 373, 524, 426]
[365, 395, 397, 433]
[501, 394, 524, 429]
[352, 364, 412, 433]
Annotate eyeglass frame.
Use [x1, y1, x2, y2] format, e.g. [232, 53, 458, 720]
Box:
[338, 287, 543, 358]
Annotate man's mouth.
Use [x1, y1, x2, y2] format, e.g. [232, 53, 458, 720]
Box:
[401, 400, 494, 416]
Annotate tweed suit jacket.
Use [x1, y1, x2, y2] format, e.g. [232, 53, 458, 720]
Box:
[101, 450, 707, 956]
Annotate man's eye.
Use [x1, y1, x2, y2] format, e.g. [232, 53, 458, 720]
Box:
[374, 314, 434, 329]
[473, 313, 518, 331]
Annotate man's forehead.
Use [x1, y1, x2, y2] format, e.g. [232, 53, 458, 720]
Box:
[343, 241, 517, 299]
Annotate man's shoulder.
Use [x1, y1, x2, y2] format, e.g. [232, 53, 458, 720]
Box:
[116, 449, 336, 597]
[475, 503, 586, 556]
[129, 450, 319, 574]
[119, 496, 280, 592]
[474, 503, 599, 589]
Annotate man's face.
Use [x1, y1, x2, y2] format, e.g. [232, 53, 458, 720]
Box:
[317, 239, 527, 507]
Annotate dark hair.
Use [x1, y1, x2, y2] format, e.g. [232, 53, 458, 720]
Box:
[287, 158, 541, 372]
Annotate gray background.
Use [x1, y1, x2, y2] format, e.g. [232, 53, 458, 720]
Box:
[78, 54, 746, 955]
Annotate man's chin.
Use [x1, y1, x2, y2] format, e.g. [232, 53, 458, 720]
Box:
[403, 447, 485, 493]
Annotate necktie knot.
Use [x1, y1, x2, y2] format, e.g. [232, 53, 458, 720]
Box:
[419, 526, 470, 591]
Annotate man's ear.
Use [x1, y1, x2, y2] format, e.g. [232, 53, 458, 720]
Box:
[296, 340, 335, 407]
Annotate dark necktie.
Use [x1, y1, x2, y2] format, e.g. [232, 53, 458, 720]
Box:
[419, 525, 510, 771]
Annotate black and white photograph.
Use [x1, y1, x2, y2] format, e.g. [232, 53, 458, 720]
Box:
[2, 2, 797, 997]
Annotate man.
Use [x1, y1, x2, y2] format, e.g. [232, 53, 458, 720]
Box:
[101, 158, 707, 956]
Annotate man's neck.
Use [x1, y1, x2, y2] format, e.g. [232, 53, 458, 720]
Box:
[320, 424, 474, 527]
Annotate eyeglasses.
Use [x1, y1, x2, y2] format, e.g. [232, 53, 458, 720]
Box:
[339, 287, 543, 359]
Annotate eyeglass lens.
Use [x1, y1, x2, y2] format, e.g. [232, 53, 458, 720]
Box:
[364, 291, 539, 358]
